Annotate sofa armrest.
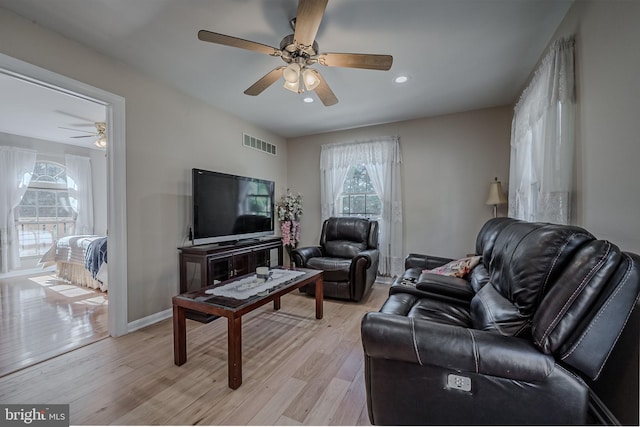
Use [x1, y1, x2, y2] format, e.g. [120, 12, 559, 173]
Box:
[362, 311, 589, 426]
[404, 253, 454, 270]
[290, 246, 322, 267]
[353, 248, 379, 269]
[390, 273, 475, 304]
[361, 311, 555, 381]
[351, 248, 380, 300]
[416, 272, 475, 300]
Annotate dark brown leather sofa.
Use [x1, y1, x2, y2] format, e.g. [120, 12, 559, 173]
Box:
[291, 217, 379, 302]
[362, 218, 639, 425]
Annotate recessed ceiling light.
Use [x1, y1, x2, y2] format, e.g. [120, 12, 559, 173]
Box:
[394, 75, 409, 84]
[303, 97, 314, 103]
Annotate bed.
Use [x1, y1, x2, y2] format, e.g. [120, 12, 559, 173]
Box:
[39, 235, 108, 292]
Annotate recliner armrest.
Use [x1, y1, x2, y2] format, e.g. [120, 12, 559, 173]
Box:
[353, 248, 378, 269]
[361, 312, 555, 382]
[290, 246, 322, 267]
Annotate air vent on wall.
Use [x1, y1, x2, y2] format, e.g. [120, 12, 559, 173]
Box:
[243, 133, 276, 156]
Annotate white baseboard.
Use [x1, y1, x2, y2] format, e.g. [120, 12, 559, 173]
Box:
[127, 308, 173, 333]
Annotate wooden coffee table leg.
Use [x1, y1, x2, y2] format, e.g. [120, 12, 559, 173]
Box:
[228, 315, 242, 389]
[315, 276, 323, 319]
[173, 304, 187, 366]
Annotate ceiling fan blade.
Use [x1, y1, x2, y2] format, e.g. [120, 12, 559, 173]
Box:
[244, 67, 286, 96]
[58, 126, 97, 134]
[70, 135, 96, 139]
[54, 110, 96, 123]
[312, 71, 338, 106]
[198, 30, 280, 56]
[294, 0, 328, 50]
[318, 53, 393, 70]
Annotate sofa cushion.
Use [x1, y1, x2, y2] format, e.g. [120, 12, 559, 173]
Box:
[423, 256, 481, 278]
[306, 256, 350, 282]
[489, 222, 594, 316]
[380, 292, 471, 327]
[322, 216, 371, 244]
[471, 284, 531, 336]
[324, 240, 366, 259]
[468, 263, 491, 293]
[533, 240, 622, 354]
[407, 298, 472, 327]
[475, 217, 521, 269]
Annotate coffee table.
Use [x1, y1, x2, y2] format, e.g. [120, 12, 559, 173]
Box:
[172, 267, 323, 389]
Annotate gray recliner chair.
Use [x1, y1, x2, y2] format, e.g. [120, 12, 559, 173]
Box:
[291, 217, 379, 302]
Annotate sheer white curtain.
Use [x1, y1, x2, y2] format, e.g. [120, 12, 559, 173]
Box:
[65, 154, 94, 235]
[0, 146, 36, 273]
[508, 36, 576, 224]
[320, 137, 403, 276]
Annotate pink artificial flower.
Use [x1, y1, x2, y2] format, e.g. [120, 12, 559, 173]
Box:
[281, 221, 291, 246]
[291, 220, 300, 246]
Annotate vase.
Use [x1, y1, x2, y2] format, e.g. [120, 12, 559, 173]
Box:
[284, 244, 297, 267]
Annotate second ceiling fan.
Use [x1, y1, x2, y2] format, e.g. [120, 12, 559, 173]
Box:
[198, 0, 393, 106]
[60, 121, 107, 148]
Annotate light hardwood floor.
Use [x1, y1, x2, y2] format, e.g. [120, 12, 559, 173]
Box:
[0, 280, 391, 425]
[0, 272, 108, 377]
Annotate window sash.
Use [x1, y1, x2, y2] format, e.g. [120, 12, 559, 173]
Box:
[339, 165, 382, 217]
[15, 160, 76, 258]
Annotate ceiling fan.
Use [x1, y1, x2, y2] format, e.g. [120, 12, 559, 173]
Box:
[197, 0, 393, 106]
[59, 121, 107, 148]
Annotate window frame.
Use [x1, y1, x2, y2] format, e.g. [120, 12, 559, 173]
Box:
[338, 164, 382, 219]
[15, 160, 76, 258]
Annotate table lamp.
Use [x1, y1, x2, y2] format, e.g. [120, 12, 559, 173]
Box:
[486, 177, 507, 217]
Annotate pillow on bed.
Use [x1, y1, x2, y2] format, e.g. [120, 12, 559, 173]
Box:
[423, 256, 482, 279]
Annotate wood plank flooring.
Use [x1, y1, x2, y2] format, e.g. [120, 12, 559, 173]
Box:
[0, 272, 108, 377]
[0, 281, 391, 425]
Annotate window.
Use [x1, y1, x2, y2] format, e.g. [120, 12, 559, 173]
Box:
[16, 161, 75, 257]
[320, 137, 403, 276]
[339, 164, 381, 218]
[245, 182, 272, 217]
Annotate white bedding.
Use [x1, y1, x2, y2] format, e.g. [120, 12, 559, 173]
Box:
[39, 235, 108, 292]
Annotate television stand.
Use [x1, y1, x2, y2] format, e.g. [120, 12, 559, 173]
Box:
[178, 237, 283, 322]
[231, 238, 260, 245]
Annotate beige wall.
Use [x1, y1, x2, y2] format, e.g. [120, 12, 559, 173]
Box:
[0, 7, 288, 322]
[288, 0, 640, 261]
[287, 106, 512, 260]
[3, 0, 636, 321]
[550, 0, 640, 253]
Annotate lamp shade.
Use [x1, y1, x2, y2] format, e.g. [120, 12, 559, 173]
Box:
[283, 79, 300, 93]
[94, 135, 107, 148]
[283, 63, 300, 83]
[485, 178, 507, 206]
[302, 68, 320, 91]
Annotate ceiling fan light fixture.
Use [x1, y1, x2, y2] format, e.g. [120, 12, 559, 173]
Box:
[94, 135, 107, 148]
[283, 79, 300, 93]
[302, 68, 320, 91]
[283, 63, 301, 83]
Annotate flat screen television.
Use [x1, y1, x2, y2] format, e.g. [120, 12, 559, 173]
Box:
[192, 168, 275, 245]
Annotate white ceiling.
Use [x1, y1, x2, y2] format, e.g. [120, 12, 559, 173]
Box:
[0, 72, 107, 148]
[0, 0, 573, 139]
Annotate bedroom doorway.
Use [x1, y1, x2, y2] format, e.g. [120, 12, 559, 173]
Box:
[0, 54, 127, 374]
